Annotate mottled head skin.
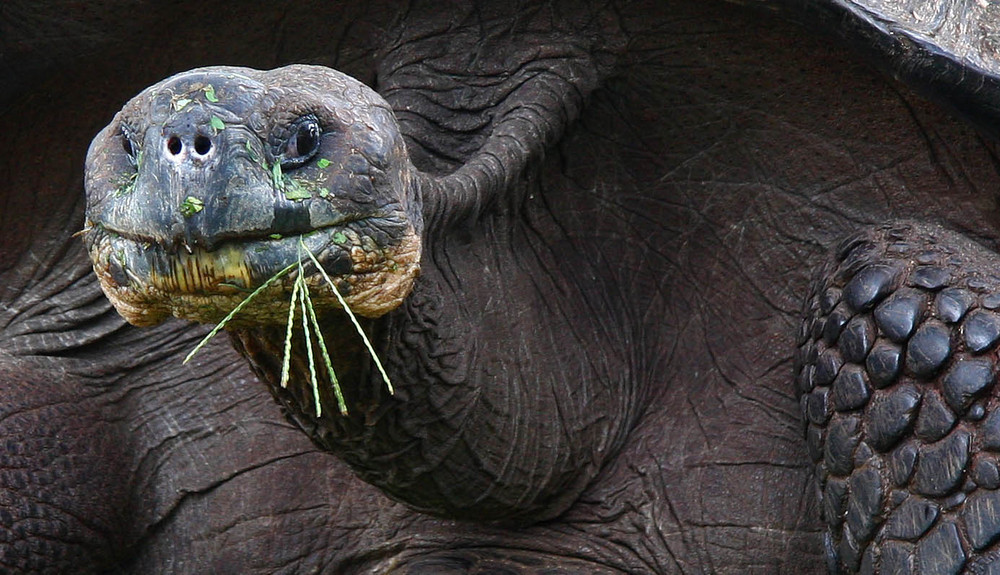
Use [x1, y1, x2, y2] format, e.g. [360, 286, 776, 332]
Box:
[84, 65, 421, 326]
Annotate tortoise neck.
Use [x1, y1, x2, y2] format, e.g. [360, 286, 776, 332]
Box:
[228, 261, 618, 524]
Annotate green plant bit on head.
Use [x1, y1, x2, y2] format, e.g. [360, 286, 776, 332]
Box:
[173, 98, 192, 112]
[203, 85, 219, 103]
[114, 171, 138, 197]
[245, 140, 262, 165]
[210, 116, 226, 131]
[271, 162, 284, 190]
[283, 177, 312, 201]
[316, 158, 331, 169]
[180, 196, 204, 217]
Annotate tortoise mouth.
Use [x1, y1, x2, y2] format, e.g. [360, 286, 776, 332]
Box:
[85, 218, 421, 327]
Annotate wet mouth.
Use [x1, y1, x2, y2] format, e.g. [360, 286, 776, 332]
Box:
[85, 220, 421, 327]
[94, 223, 348, 285]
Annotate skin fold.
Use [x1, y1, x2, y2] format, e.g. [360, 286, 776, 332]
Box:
[4, 0, 1000, 573]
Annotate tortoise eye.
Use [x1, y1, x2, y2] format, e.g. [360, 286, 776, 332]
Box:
[278, 115, 321, 169]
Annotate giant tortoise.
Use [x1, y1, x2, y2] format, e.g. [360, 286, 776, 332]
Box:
[4, 0, 1000, 573]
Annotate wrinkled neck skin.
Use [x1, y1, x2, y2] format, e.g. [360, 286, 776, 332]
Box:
[233, 159, 637, 525]
[232, 13, 629, 524]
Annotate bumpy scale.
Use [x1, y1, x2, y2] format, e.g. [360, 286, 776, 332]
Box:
[796, 221, 1000, 573]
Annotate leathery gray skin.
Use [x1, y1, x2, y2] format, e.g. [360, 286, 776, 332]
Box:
[84, 59, 623, 525]
[11, 0, 1000, 572]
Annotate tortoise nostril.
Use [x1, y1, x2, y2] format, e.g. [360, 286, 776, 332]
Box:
[167, 136, 183, 156]
[194, 135, 212, 156]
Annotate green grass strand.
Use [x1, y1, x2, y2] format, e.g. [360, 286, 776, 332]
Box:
[302, 241, 395, 395]
[296, 249, 321, 417]
[184, 261, 297, 364]
[280, 275, 302, 388]
[302, 274, 348, 415]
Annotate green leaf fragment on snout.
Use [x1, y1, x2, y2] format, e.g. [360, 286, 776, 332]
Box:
[332, 231, 348, 245]
[284, 188, 312, 201]
[203, 85, 219, 102]
[180, 196, 204, 217]
[316, 158, 331, 169]
[271, 162, 284, 190]
[245, 141, 261, 164]
[173, 98, 192, 111]
[210, 116, 226, 130]
[283, 178, 312, 201]
[114, 172, 138, 197]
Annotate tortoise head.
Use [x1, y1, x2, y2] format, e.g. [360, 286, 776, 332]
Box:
[83, 65, 421, 327]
